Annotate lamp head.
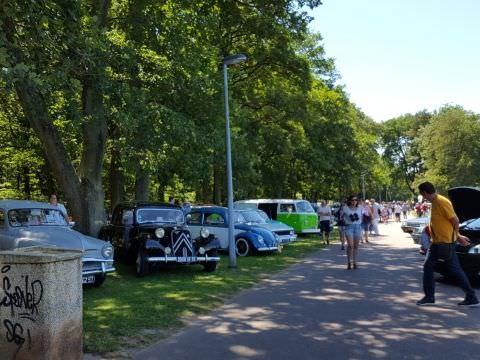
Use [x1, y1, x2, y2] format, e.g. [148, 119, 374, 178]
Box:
[223, 53, 247, 65]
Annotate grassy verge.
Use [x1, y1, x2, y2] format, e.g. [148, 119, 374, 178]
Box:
[83, 233, 335, 353]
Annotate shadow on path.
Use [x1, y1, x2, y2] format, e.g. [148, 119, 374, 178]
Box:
[134, 225, 480, 360]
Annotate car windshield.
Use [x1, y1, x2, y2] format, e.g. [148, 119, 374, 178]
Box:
[136, 208, 184, 224]
[255, 210, 270, 221]
[241, 210, 266, 224]
[8, 208, 68, 227]
[233, 211, 247, 224]
[296, 201, 315, 213]
[462, 218, 480, 229]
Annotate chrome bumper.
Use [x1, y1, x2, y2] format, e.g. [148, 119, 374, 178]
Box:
[81, 258, 115, 276]
[301, 229, 320, 234]
[257, 246, 278, 252]
[147, 256, 220, 263]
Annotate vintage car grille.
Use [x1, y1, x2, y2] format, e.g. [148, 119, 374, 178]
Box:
[170, 229, 194, 257]
[82, 261, 104, 271]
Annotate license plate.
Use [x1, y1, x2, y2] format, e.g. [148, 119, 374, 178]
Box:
[177, 257, 195, 263]
[82, 275, 96, 284]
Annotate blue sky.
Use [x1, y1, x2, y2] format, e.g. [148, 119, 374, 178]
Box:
[308, 0, 480, 121]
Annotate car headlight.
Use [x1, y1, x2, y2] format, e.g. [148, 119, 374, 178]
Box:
[257, 235, 265, 244]
[198, 247, 206, 255]
[101, 244, 113, 259]
[468, 244, 480, 254]
[200, 228, 210, 238]
[155, 228, 165, 239]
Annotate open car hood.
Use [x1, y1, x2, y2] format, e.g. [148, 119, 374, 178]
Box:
[447, 187, 480, 223]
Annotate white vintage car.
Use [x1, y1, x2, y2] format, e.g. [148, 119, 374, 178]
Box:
[0, 200, 115, 286]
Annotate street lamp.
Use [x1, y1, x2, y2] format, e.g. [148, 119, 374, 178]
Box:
[223, 53, 247, 269]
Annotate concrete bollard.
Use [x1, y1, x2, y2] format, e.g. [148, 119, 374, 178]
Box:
[0, 247, 83, 360]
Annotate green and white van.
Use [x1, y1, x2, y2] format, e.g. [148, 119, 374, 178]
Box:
[235, 199, 319, 234]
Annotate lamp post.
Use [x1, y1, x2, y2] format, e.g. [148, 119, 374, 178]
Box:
[223, 53, 247, 269]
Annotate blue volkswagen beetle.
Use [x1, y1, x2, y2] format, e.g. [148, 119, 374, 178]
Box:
[187, 206, 280, 256]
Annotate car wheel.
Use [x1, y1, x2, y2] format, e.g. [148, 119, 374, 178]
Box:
[136, 247, 150, 277]
[236, 238, 250, 257]
[203, 250, 218, 272]
[93, 273, 106, 287]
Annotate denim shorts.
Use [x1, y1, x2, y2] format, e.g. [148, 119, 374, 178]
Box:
[344, 224, 362, 238]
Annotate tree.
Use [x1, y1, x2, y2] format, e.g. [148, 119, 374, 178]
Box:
[417, 106, 480, 192]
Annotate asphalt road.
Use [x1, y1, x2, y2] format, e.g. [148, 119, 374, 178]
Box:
[132, 222, 480, 360]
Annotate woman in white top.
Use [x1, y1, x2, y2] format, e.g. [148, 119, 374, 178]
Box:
[342, 195, 363, 269]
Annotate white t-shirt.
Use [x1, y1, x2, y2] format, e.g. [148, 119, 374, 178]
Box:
[342, 206, 362, 225]
[372, 203, 380, 219]
[317, 206, 331, 221]
[394, 204, 402, 214]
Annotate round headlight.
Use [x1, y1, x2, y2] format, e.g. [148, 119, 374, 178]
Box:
[198, 247, 206, 255]
[200, 228, 210, 238]
[155, 228, 165, 239]
[257, 235, 264, 244]
[164, 246, 172, 255]
[101, 244, 113, 259]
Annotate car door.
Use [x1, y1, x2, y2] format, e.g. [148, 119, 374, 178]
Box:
[187, 211, 203, 238]
[202, 211, 229, 249]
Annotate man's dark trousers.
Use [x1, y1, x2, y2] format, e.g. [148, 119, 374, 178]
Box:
[423, 243, 475, 299]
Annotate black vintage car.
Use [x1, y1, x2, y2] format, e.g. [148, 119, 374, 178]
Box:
[99, 202, 220, 276]
[433, 187, 480, 279]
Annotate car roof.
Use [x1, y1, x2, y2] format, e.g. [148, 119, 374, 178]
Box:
[191, 206, 227, 212]
[116, 201, 182, 209]
[235, 199, 308, 204]
[0, 200, 57, 211]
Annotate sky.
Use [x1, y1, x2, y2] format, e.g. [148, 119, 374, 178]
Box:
[308, 0, 480, 121]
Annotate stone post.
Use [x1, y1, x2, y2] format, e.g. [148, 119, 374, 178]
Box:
[0, 247, 83, 360]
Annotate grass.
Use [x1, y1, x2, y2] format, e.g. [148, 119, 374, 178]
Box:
[83, 233, 335, 354]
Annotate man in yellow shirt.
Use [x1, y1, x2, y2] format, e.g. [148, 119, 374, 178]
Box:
[416, 182, 479, 307]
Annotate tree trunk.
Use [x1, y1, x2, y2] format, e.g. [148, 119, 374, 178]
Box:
[213, 165, 223, 205]
[109, 149, 125, 211]
[135, 168, 150, 201]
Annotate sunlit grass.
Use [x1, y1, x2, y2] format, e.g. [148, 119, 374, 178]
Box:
[83, 233, 334, 353]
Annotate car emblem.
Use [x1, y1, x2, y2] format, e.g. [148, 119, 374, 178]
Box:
[173, 232, 193, 254]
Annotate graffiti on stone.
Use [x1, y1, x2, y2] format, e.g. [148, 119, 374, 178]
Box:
[0, 265, 43, 353]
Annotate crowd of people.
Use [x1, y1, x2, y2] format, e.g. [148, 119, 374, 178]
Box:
[315, 198, 428, 270]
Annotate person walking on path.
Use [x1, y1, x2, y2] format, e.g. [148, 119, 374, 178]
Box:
[336, 201, 346, 250]
[342, 195, 363, 269]
[416, 181, 479, 307]
[370, 198, 380, 235]
[360, 199, 372, 243]
[317, 200, 332, 245]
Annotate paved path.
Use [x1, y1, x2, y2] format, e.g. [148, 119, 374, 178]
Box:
[132, 222, 480, 360]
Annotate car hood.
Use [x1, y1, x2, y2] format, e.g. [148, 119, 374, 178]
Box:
[249, 221, 293, 232]
[448, 187, 480, 223]
[13, 226, 106, 252]
[235, 223, 276, 240]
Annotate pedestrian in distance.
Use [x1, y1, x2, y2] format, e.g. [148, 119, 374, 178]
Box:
[317, 200, 332, 245]
[336, 200, 346, 250]
[48, 193, 68, 220]
[360, 199, 372, 243]
[168, 195, 175, 205]
[416, 181, 479, 307]
[342, 195, 363, 270]
[370, 198, 380, 236]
